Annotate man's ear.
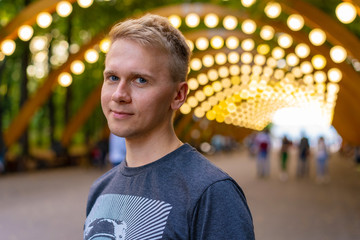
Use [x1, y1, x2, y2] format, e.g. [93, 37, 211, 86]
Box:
[171, 81, 188, 110]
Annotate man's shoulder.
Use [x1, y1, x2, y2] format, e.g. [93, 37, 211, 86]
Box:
[168, 144, 232, 185]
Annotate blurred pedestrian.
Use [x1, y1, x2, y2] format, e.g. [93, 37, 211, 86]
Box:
[354, 146, 360, 172]
[316, 136, 329, 183]
[108, 133, 126, 167]
[279, 135, 292, 181]
[255, 128, 271, 178]
[297, 135, 310, 178]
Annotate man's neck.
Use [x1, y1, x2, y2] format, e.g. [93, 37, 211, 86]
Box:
[125, 128, 183, 168]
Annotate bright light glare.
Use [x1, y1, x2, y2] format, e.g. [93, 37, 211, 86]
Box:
[273, 107, 328, 127]
[272, 107, 342, 149]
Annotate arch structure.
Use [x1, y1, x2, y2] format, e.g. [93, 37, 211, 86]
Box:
[1, 0, 360, 152]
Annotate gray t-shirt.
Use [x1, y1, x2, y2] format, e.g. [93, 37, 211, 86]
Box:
[84, 144, 254, 239]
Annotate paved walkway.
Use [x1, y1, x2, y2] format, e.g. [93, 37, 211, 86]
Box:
[0, 147, 359, 240]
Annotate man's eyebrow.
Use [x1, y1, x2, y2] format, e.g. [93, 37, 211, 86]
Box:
[103, 70, 117, 76]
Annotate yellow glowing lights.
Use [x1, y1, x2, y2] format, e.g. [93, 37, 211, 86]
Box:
[241, 52, 253, 64]
[336, 2, 357, 24]
[168, 15, 182, 28]
[226, 36, 239, 49]
[202, 55, 214, 67]
[215, 53, 227, 65]
[188, 96, 198, 108]
[188, 78, 199, 90]
[99, 38, 111, 53]
[204, 85, 214, 96]
[300, 61, 313, 74]
[257, 44, 270, 55]
[295, 43, 310, 58]
[190, 58, 202, 71]
[1, 39, 16, 56]
[204, 13, 219, 28]
[241, 39, 255, 51]
[309, 28, 326, 46]
[185, 13, 200, 28]
[84, 49, 99, 63]
[210, 36, 224, 49]
[241, 0, 256, 7]
[286, 53, 299, 67]
[58, 72, 72, 87]
[180, 103, 191, 114]
[271, 47, 285, 60]
[314, 71, 327, 83]
[254, 54, 266, 66]
[208, 69, 219, 81]
[223, 16, 238, 30]
[265, 2, 282, 19]
[327, 68, 342, 82]
[278, 34, 293, 48]
[242, 19, 256, 34]
[186, 40, 194, 52]
[195, 37, 209, 51]
[56, 1, 73, 17]
[70, 60, 85, 75]
[287, 14, 304, 31]
[77, 0, 93, 8]
[260, 25, 274, 40]
[330, 45, 347, 63]
[18, 25, 34, 41]
[37, 12, 53, 28]
[198, 73, 208, 85]
[311, 55, 327, 70]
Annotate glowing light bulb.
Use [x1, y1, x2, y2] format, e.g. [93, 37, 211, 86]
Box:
[36, 12, 52, 28]
[312, 55, 327, 70]
[260, 25, 274, 40]
[185, 13, 200, 28]
[309, 28, 326, 46]
[168, 15, 181, 28]
[77, 0, 93, 8]
[99, 38, 111, 53]
[70, 60, 85, 75]
[195, 37, 209, 51]
[241, 0, 256, 7]
[287, 14, 304, 31]
[223, 15, 238, 30]
[58, 72, 72, 87]
[1, 39, 16, 56]
[330, 45, 347, 63]
[336, 2, 357, 24]
[327, 68, 342, 82]
[265, 2, 282, 19]
[241, 39, 255, 51]
[84, 49, 99, 63]
[226, 36, 239, 49]
[210, 36, 224, 49]
[18, 25, 34, 41]
[295, 43, 310, 58]
[278, 33, 293, 48]
[56, 1, 73, 17]
[204, 13, 218, 28]
[242, 19, 256, 34]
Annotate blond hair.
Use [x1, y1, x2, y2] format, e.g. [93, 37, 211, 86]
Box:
[109, 14, 191, 82]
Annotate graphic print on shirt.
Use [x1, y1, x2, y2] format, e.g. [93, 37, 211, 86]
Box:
[84, 194, 172, 240]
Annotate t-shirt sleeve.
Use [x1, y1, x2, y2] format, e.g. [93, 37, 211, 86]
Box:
[191, 180, 255, 240]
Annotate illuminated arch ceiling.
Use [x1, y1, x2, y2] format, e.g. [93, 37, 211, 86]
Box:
[1, 0, 360, 148]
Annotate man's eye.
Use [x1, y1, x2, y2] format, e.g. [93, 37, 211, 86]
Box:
[109, 75, 119, 81]
[135, 77, 147, 84]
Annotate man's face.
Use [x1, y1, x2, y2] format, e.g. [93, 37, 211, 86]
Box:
[101, 39, 180, 139]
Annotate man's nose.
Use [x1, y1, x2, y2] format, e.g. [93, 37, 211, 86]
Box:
[111, 81, 131, 103]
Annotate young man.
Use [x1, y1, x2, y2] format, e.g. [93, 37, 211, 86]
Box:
[84, 14, 255, 240]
